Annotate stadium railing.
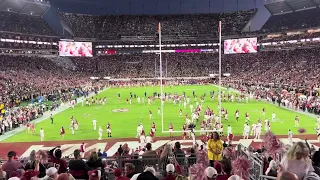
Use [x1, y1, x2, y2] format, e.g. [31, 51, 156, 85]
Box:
[237, 144, 264, 180]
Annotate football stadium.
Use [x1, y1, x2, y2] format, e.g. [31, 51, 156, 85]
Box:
[0, 0, 320, 179]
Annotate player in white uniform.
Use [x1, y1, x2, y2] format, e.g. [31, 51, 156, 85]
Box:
[140, 134, 146, 148]
[243, 123, 250, 139]
[92, 118, 97, 130]
[189, 104, 194, 114]
[137, 97, 141, 104]
[255, 123, 262, 139]
[136, 125, 142, 138]
[145, 135, 152, 144]
[288, 129, 293, 143]
[40, 128, 44, 141]
[227, 125, 232, 137]
[183, 101, 187, 109]
[271, 112, 276, 122]
[98, 126, 103, 140]
[251, 123, 256, 136]
[294, 116, 299, 127]
[148, 98, 151, 105]
[264, 119, 270, 132]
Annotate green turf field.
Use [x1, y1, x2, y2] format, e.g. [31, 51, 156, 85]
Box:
[3, 85, 317, 142]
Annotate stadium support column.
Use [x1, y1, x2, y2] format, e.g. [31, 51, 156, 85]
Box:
[159, 22, 164, 132]
[218, 21, 222, 121]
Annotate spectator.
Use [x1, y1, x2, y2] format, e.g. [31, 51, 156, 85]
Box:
[49, 147, 67, 174]
[188, 148, 197, 167]
[124, 163, 135, 178]
[162, 164, 176, 180]
[118, 145, 124, 156]
[227, 175, 243, 180]
[42, 167, 58, 180]
[173, 142, 185, 165]
[137, 167, 158, 180]
[56, 173, 76, 180]
[265, 160, 277, 177]
[24, 150, 36, 171]
[97, 149, 102, 157]
[68, 149, 89, 179]
[101, 151, 107, 158]
[114, 168, 129, 180]
[312, 148, 320, 167]
[88, 170, 101, 180]
[205, 167, 218, 180]
[276, 171, 299, 180]
[2, 151, 22, 179]
[143, 143, 157, 156]
[86, 151, 104, 170]
[207, 132, 223, 166]
[159, 145, 174, 175]
[217, 157, 232, 180]
[32, 150, 48, 178]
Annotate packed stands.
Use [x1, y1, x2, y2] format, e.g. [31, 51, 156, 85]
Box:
[0, 11, 55, 36]
[60, 9, 256, 39]
[261, 8, 320, 33]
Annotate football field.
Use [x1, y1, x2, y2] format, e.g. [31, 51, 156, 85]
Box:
[3, 85, 317, 142]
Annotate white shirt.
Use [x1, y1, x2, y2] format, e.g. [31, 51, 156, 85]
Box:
[227, 126, 232, 134]
[272, 113, 276, 119]
[40, 129, 44, 136]
[137, 126, 142, 132]
[288, 131, 293, 137]
[92, 119, 97, 125]
[146, 136, 152, 143]
[99, 128, 103, 134]
[244, 125, 250, 133]
[140, 135, 146, 143]
[252, 124, 256, 130]
[236, 112, 239, 117]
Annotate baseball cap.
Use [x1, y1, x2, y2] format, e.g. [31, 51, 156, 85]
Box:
[114, 168, 122, 177]
[166, 164, 175, 173]
[46, 167, 58, 176]
[205, 167, 218, 178]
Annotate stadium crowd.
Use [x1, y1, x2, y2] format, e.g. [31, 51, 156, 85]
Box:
[1, 132, 320, 180]
[60, 9, 255, 39]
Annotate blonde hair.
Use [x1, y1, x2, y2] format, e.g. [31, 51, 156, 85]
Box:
[286, 141, 309, 161]
[160, 144, 173, 158]
[89, 151, 99, 161]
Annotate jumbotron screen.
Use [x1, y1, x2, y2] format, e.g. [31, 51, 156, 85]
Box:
[224, 37, 258, 54]
[59, 41, 93, 57]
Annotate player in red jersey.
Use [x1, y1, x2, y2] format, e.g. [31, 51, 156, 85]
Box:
[106, 123, 112, 137]
[31, 123, 35, 135]
[182, 124, 187, 140]
[60, 126, 65, 139]
[149, 129, 155, 141]
[26, 122, 31, 134]
[151, 122, 156, 133]
[169, 123, 174, 138]
[141, 129, 145, 136]
[149, 110, 152, 120]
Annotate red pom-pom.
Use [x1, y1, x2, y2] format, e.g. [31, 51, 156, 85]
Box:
[189, 164, 207, 180]
[232, 156, 251, 180]
[223, 146, 236, 160]
[298, 128, 306, 134]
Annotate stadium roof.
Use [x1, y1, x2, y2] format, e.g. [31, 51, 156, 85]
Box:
[264, 0, 320, 15]
[0, 0, 50, 16]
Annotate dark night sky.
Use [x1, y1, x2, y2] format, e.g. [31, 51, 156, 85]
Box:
[49, 0, 271, 31]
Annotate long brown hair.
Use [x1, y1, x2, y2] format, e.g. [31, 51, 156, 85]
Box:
[211, 132, 220, 141]
[89, 151, 99, 161]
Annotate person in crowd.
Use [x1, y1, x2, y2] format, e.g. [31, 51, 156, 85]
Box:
[87, 170, 101, 180]
[265, 160, 277, 177]
[207, 132, 223, 166]
[24, 150, 36, 171]
[118, 145, 124, 156]
[2, 151, 23, 179]
[42, 167, 58, 180]
[162, 164, 176, 180]
[137, 167, 158, 180]
[173, 142, 185, 165]
[86, 151, 104, 170]
[205, 167, 218, 180]
[49, 147, 67, 174]
[68, 149, 89, 179]
[217, 157, 232, 180]
[187, 148, 197, 167]
[276, 171, 299, 180]
[114, 168, 129, 180]
[160, 145, 174, 176]
[312, 148, 320, 167]
[124, 163, 135, 178]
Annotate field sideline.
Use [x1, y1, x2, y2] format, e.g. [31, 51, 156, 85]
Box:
[3, 85, 317, 142]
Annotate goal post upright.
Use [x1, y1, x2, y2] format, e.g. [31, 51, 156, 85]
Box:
[159, 22, 164, 133]
[218, 21, 222, 123]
